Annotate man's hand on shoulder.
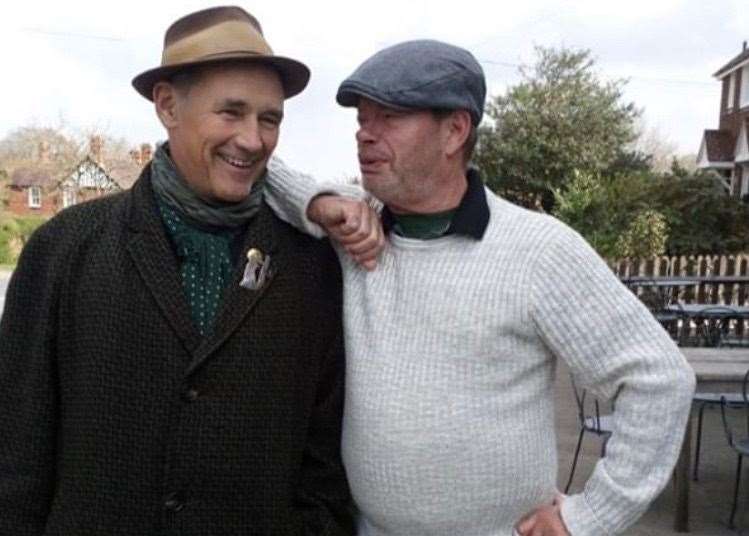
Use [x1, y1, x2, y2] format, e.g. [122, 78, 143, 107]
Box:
[515, 495, 570, 536]
[307, 195, 385, 271]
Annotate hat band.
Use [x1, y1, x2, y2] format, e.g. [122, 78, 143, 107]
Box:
[163, 19, 273, 67]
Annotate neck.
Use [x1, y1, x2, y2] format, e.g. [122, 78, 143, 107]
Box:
[389, 169, 468, 215]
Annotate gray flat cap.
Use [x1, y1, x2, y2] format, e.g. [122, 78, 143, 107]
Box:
[336, 39, 486, 125]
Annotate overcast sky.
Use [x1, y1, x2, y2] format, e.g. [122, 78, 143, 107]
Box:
[1, 0, 746, 180]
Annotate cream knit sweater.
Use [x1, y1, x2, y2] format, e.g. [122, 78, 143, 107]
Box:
[265, 159, 695, 536]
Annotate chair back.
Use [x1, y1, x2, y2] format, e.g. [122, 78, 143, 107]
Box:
[571, 377, 606, 433]
[720, 367, 749, 448]
[694, 306, 740, 347]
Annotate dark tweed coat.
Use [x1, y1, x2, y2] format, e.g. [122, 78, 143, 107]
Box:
[0, 168, 354, 535]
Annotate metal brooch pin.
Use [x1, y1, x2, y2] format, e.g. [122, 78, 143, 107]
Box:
[240, 248, 272, 290]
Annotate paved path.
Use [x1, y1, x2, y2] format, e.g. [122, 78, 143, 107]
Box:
[555, 357, 748, 535]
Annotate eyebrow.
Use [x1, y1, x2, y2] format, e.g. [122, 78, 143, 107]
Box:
[215, 99, 284, 120]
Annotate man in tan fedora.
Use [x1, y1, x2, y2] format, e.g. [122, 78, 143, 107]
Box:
[0, 6, 354, 535]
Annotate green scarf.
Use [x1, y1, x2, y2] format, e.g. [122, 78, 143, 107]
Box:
[151, 144, 263, 335]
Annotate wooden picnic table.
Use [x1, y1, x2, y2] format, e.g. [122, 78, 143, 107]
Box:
[673, 347, 749, 532]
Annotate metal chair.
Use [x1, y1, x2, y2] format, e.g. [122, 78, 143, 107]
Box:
[719, 368, 749, 529]
[632, 280, 682, 340]
[692, 391, 745, 481]
[693, 305, 740, 347]
[564, 379, 614, 493]
[717, 315, 749, 348]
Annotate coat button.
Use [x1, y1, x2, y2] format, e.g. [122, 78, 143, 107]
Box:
[164, 491, 185, 512]
[183, 388, 199, 402]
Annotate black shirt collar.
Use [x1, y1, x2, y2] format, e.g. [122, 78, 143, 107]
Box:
[381, 168, 490, 240]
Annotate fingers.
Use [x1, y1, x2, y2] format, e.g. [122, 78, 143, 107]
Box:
[308, 195, 386, 270]
[334, 204, 374, 245]
[308, 195, 353, 228]
[515, 510, 536, 535]
[515, 501, 570, 536]
[344, 223, 385, 271]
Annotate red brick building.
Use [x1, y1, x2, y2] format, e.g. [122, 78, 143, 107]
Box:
[4, 137, 149, 218]
[697, 41, 749, 200]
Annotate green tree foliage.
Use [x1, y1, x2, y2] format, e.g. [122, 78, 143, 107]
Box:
[553, 167, 749, 258]
[615, 209, 668, 258]
[0, 217, 18, 264]
[0, 168, 8, 213]
[0, 216, 46, 265]
[474, 46, 640, 209]
[553, 171, 657, 257]
[651, 170, 749, 255]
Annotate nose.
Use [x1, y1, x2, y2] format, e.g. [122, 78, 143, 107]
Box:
[356, 121, 377, 145]
[235, 118, 263, 153]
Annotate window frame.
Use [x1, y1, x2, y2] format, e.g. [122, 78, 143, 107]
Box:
[28, 186, 42, 209]
[62, 188, 77, 208]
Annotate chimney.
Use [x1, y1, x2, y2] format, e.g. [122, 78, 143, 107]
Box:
[89, 135, 103, 163]
[38, 141, 50, 164]
[744, 40, 747, 52]
[129, 149, 141, 166]
[140, 143, 152, 164]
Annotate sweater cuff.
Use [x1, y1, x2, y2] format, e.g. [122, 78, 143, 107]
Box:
[560, 493, 609, 536]
[265, 156, 367, 239]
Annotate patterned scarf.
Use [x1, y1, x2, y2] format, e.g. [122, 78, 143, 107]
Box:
[151, 144, 264, 335]
[150, 143, 264, 228]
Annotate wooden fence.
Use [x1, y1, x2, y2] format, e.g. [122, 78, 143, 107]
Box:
[608, 253, 749, 344]
[609, 253, 749, 306]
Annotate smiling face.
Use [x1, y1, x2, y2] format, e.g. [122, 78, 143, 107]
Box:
[355, 98, 458, 213]
[154, 63, 284, 203]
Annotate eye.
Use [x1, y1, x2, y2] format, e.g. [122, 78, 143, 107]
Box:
[260, 115, 281, 128]
[219, 109, 241, 119]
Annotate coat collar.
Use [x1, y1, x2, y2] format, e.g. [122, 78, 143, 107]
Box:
[124, 166, 282, 376]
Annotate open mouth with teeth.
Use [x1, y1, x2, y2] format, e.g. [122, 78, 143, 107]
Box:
[219, 153, 258, 169]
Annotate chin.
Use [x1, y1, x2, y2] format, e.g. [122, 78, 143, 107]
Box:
[208, 181, 251, 203]
[362, 177, 397, 199]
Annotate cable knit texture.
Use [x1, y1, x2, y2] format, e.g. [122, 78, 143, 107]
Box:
[264, 161, 696, 536]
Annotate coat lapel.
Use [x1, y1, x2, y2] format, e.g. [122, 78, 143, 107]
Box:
[185, 202, 285, 376]
[124, 171, 203, 356]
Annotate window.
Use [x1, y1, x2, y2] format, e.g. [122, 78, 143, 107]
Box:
[28, 186, 41, 208]
[741, 65, 749, 108]
[742, 166, 749, 197]
[726, 73, 735, 110]
[63, 188, 77, 208]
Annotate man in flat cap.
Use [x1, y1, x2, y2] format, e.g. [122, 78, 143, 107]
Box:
[264, 40, 695, 535]
[0, 6, 353, 535]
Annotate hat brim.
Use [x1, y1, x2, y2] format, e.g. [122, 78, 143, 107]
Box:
[132, 53, 310, 101]
[336, 83, 413, 112]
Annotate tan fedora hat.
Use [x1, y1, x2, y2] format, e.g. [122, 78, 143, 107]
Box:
[132, 6, 310, 100]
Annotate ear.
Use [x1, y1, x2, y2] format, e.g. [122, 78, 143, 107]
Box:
[153, 81, 180, 129]
[443, 110, 472, 159]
